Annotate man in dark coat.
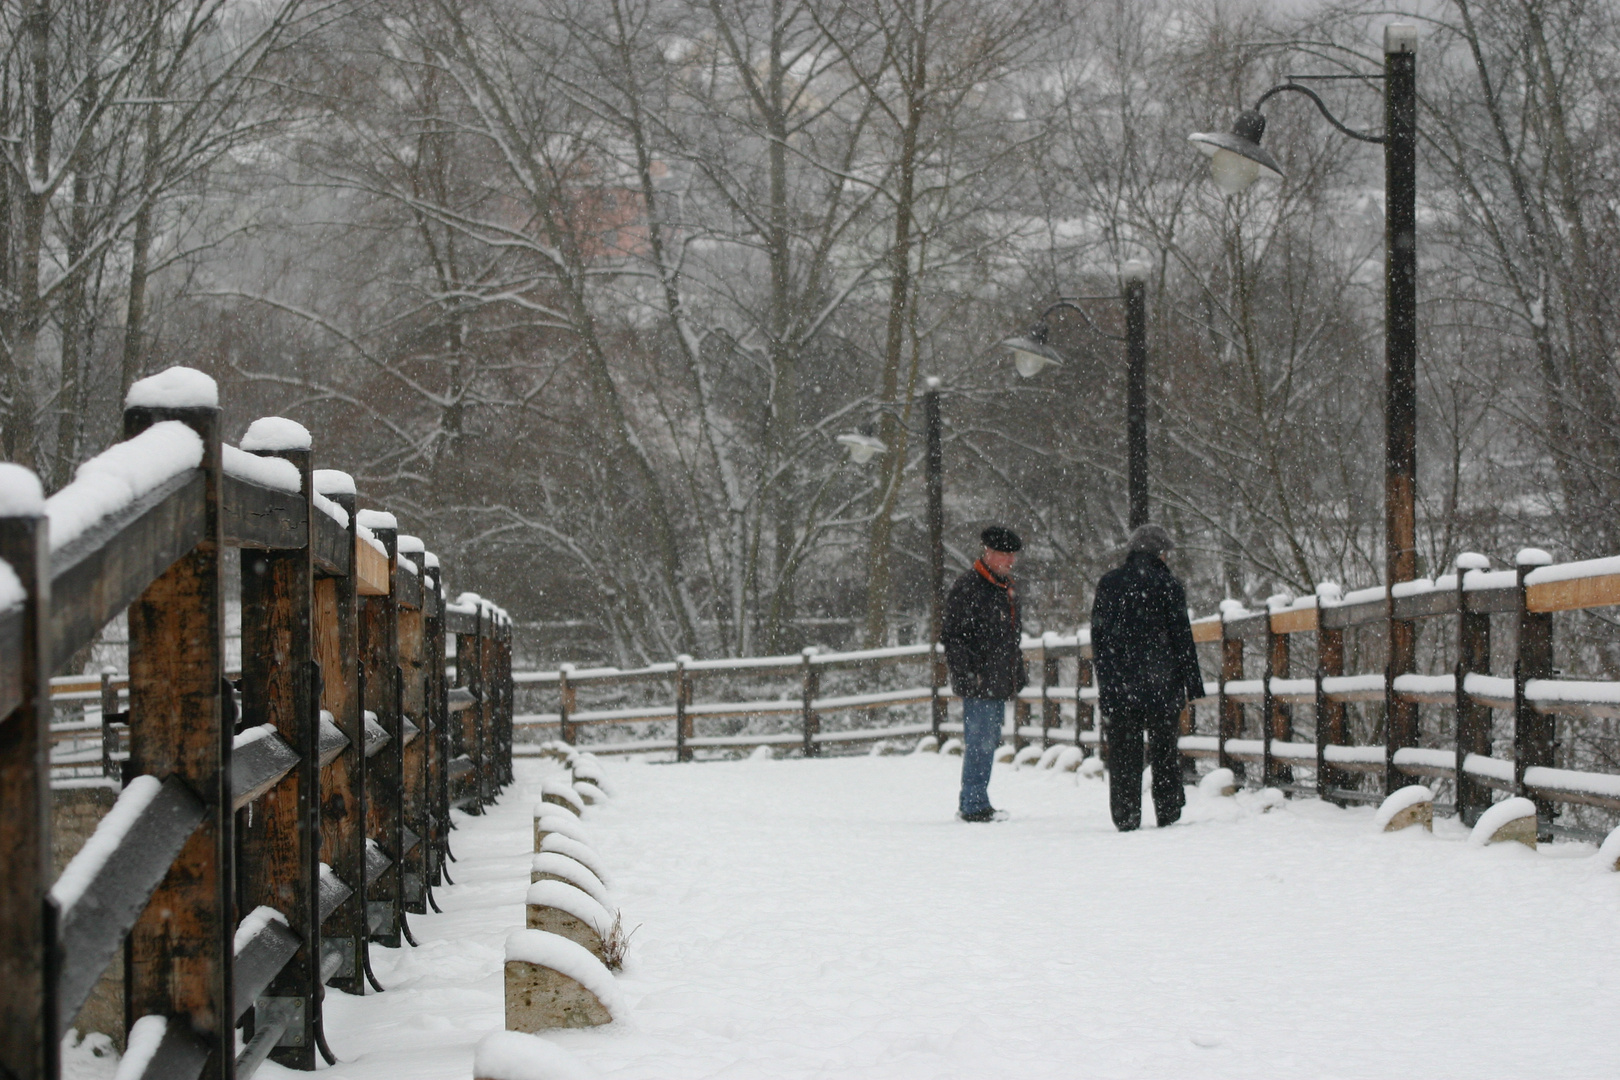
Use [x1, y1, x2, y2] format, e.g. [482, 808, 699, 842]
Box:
[1090, 523, 1204, 831]
[942, 525, 1027, 821]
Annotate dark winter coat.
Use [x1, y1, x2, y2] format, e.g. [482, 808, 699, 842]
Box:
[1090, 551, 1204, 718]
[942, 562, 1028, 700]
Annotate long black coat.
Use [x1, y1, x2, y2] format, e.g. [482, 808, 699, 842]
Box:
[1091, 551, 1204, 718]
[942, 564, 1027, 700]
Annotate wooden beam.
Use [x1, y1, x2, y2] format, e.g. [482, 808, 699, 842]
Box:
[236, 436, 319, 1068]
[359, 523, 402, 947]
[1525, 572, 1620, 614]
[1268, 607, 1317, 635]
[0, 499, 52, 1080]
[123, 396, 233, 1080]
[354, 535, 389, 596]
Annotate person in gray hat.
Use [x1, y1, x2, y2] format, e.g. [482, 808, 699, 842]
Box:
[1090, 523, 1205, 830]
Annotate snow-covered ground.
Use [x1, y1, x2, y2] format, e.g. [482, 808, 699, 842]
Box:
[69, 751, 1620, 1079]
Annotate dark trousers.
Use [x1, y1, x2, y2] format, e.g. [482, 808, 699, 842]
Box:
[1105, 706, 1185, 831]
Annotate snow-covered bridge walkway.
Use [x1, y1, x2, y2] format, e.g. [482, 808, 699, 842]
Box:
[274, 754, 1615, 1079]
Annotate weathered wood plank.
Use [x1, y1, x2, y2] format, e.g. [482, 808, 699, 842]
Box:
[235, 437, 320, 1066]
[222, 474, 305, 551]
[1268, 608, 1317, 635]
[312, 506, 349, 578]
[355, 536, 389, 597]
[0, 604, 26, 722]
[232, 917, 302, 1022]
[1525, 572, 1620, 614]
[0, 508, 50, 1080]
[230, 731, 300, 811]
[124, 1018, 210, 1080]
[1318, 596, 1387, 629]
[398, 593, 428, 914]
[122, 399, 233, 1080]
[317, 713, 349, 768]
[360, 522, 402, 947]
[50, 469, 204, 667]
[54, 777, 206, 1035]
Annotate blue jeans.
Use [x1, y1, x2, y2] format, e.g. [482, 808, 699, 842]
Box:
[959, 697, 1005, 815]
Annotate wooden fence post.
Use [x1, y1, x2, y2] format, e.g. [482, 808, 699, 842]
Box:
[1076, 653, 1094, 752]
[801, 649, 819, 758]
[495, 622, 512, 787]
[123, 389, 234, 1078]
[397, 543, 428, 917]
[0, 471, 54, 1080]
[314, 474, 365, 995]
[358, 514, 402, 948]
[556, 663, 573, 747]
[1455, 553, 1493, 826]
[423, 559, 448, 887]
[674, 656, 690, 763]
[237, 426, 319, 1067]
[1315, 621, 1346, 801]
[1514, 549, 1555, 837]
[1264, 617, 1292, 787]
[1040, 644, 1059, 748]
[100, 666, 119, 777]
[930, 641, 947, 745]
[1385, 580, 1419, 797]
[1218, 631, 1243, 777]
[478, 613, 496, 804]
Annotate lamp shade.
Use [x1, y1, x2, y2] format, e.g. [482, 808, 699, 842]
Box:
[1000, 326, 1065, 378]
[836, 433, 888, 464]
[1188, 109, 1284, 194]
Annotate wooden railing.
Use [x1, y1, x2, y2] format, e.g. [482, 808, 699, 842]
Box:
[0, 368, 514, 1080]
[513, 548, 1620, 836]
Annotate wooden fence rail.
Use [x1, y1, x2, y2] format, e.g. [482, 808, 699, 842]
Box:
[0, 368, 514, 1080]
[513, 548, 1620, 838]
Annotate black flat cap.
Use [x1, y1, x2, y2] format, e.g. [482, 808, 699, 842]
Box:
[981, 525, 1023, 553]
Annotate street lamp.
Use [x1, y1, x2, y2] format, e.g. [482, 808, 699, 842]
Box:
[1188, 24, 1420, 793]
[840, 380, 950, 743]
[1000, 260, 1154, 528]
[835, 432, 887, 464]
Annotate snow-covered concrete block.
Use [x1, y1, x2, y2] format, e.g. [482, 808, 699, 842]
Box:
[1054, 747, 1085, 772]
[531, 853, 613, 910]
[539, 834, 609, 885]
[993, 744, 1016, 764]
[940, 738, 964, 756]
[569, 757, 610, 794]
[474, 1030, 596, 1080]
[1598, 826, 1620, 872]
[747, 745, 775, 761]
[1198, 767, 1237, 797]
[912, 735, 939, 754]
[525, 881, 613, 962]
[1470, 797, 1538, 849]
[1013, 745, 1043, 769]
[533, 809, 590, 853]
[1077, 756, 1105, 780]
[573, 780, 608, 806]
[1036, 745, 1065, 770]
[1375, 785, 1434, 832]
[505, 930, 621, 1031]
[541, 780, 585, 817]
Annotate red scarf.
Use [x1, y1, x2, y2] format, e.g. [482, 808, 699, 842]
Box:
[974, 559, 1017, 626]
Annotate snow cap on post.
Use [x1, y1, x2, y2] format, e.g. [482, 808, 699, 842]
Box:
[125, 366, 218, 410]
[0, 463, 45, 517]
[1515, 548, 1553, 567]
[356, 509, 397, 532]
[313, 469, 356, 497]
[240, 416, 312, 453]
[397, 534, 425, 555]
[1455, 552, 1490, 571]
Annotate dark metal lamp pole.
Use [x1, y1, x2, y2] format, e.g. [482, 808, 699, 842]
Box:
[1189, 24, 1420, 793]
[1001, 265, 1153, 527]
[1121, 261, 1151, 528]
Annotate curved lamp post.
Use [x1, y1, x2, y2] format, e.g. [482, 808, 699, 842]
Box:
[1188, 23, 1420, 795]
[839, 380, 950, 742]
[1000, 260, 1153, 528]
